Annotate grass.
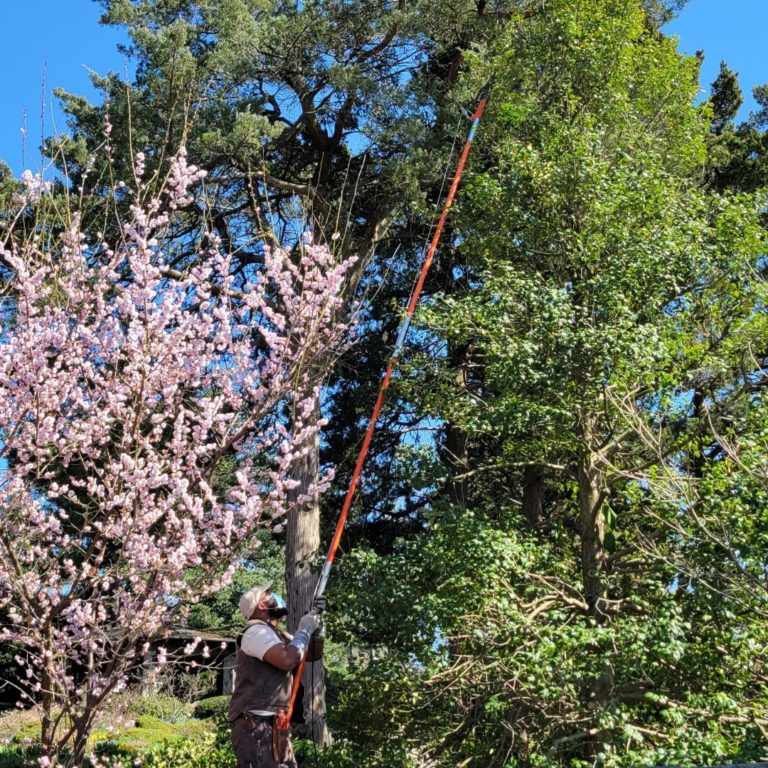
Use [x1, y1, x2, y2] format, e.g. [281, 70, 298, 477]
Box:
[0, 709, 38, 744]
[92, 715, 210, 754]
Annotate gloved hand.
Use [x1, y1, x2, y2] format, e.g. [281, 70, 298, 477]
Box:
[311, 594, 327, 615]
[290, 611, 322, 657]
[312, 616, 326, 642]
[297, 611, 321, 636]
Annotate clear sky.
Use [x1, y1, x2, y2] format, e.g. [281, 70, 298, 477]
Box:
[665, 0, 768, 118]
[0, 2, 128, 175]
[1, 0, 767, 176]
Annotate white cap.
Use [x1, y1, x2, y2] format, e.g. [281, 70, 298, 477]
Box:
[238, 584, 271, 620]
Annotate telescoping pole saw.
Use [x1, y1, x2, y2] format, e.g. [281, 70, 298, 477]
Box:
[277, 77, 495, 732]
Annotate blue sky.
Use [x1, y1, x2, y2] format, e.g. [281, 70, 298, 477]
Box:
[0, 2, 128, 175]
[665, 0, 768, 118]
[1, 0, 767, 176]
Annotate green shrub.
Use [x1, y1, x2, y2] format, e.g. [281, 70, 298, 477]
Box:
[130, 694, 190, 724]
[141, 724, 233, 768]
[294, 738, 355, 768]
[169, 670, 217, 704]
[112, 715, 209, 753]
[101, 691, 192, 726]
[191, 695, 229, 720]
[147, 667, 218, 705]
[0, 745, 38, 768]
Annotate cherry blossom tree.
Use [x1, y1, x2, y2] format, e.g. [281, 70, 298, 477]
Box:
[0, 149, 354, 766]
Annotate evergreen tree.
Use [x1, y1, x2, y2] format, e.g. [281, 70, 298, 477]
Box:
[49, 0, 524, 738]
[710, 61, 743, 135]
[706, 61, 768, 193]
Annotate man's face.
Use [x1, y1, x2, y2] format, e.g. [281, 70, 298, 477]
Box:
[260, 591, 288, 619]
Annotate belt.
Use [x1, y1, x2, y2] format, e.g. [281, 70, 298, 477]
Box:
[237, 712, 275, 723]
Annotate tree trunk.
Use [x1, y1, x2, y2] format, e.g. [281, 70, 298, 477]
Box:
[576, 415, 611, 760]
[40, 624, 55, 757]
[443, 423, 469, 507]
[576, 414, 607, 617]
[522, 464, 545, 528]
[40, 675, 54, 757]
[286, 395, 330, 746]
[71, 715, 94, 768]
[577, 446, 607, 618]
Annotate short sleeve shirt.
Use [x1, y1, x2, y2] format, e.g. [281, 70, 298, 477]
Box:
[241, 622, 286, 661]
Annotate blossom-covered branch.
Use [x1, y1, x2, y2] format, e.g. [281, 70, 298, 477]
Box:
[0, 147, 354, 766]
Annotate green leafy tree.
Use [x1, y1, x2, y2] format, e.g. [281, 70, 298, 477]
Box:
[323, 0, 768, 764]
[424, 0, 766, 614]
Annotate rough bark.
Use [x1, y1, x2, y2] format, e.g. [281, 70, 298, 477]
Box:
[71, 719, 92, 768]
[286, 395, 330, 746]
[521, 464, 545, 528]
[577, 415, 612, 759]
[443, 423, 469, 507]
[577, 417, 607, 618]
[40, 672, 54, 754]
[577, 453, 606, 618]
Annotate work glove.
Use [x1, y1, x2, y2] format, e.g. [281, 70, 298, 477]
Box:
[289, 611, 322, 657]
[312, 616, 326, 642]
[297, 611, 322, 636]
[311, 594, 327, 615]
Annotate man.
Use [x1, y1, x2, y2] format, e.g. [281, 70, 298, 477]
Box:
[228, 585, 325, 768]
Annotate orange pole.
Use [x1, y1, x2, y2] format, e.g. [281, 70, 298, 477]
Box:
[282, 78, 494, 726]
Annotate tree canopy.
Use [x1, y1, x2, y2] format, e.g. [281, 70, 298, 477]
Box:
[0, 0, 766, 765]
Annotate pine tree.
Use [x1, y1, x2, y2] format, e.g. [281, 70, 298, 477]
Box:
[50, 0, 524, 738]
[710, 61, 744, 134]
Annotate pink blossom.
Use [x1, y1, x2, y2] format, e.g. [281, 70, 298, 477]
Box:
[0, 144, 355, 767]
[20, 170, 52, 203]
[133, 151, 146, 180]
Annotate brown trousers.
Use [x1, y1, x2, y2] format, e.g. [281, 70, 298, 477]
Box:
[231, 715, 297, 768]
